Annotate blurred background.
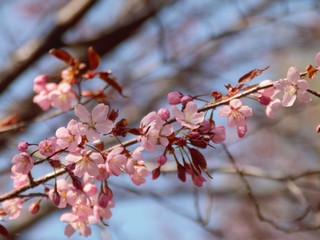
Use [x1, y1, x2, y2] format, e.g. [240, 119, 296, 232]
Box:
[1, 0, 320, 239]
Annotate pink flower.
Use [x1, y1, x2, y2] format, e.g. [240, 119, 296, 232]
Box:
[315, 52, 320, 68]
[237, 124, 247, 138]
[274, 67, 311, 107]
[33, 82, 57, 110]
[125, 147, 144, 174]
[266, 99, 282, 119]
[11, 173, 29, 189]
[11, 152, 33, 175]
[172, 101, 205, 130]
[130, 163, 148, 186]
[105, 147, 127, 176]
[159, 124, 174, 147]
[38, 137, 59, 156]
[218, 99, 252, 127]
[75, 103, 114, 142]
[49, 179, 73, 208]
[33, 74, 49, 93]
[257, 80, 277, 105]
[56, 119, 82, 152]
[60, 205, 98, 237]
[138, 112, 164, 151]
[49, 83, 76, 112]
[2, 198, 23, 219]
[66, 150, 104, 177]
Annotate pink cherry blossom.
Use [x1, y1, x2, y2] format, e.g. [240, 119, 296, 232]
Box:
[157, 155, 167, 165]
[138, 112, 164, 151]
[172, 101, 205, 130]
[218, 99, 252, 127]
[130, 163, 148, 186]
[257, 80, 277, 105]
[33, 82, 57, 110]
[2, 198, 23, 219]
[125, 147, 144, 174]
[49, 179, 73, 208]
[266, 98, 282, 119]
[49, 83, 76, 112]
[56, 119, 82, 152]
[274, 67, 311, 107]
[105, 147, 127, 176]
[11, 152, 33, 175]
[11, 173, 29, 189]
[38, 137, 59, 157]
[75, 103, 114, 142]
[66, 150, 104, 177]
[159, 124, 174, 147]
[33, 74, 49, 93]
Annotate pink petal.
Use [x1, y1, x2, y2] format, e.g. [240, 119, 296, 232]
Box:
[239, 106, 253, 117]
[297, 80, 309, 91]
[287, 67, 300, 83]
[315, 52, 320, 65]
[229, 99, 242, 109]
[218, 106, 231, 117]
[75, 104, 90, 122]
[282, 93, 296, 107]
[92, 104, 109, 122]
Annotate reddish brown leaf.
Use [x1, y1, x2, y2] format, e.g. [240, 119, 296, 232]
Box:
[188, 147, 207, 172]
[88, 47, 100, 70]
[99, 71, 126, 97]
[49, 49, 74, 66]
[238, 66, 269, 84]
[0, 114, 20, 128]
[0, 224, 9, 237]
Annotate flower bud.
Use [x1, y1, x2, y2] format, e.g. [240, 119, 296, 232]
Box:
[52, 190, 61, 206]
[167, 92, 182, 105]
[98, 192, 109, 208]
[157, 108, 170, 121]
[152, 166, 161, 180]
[29, 199, 41, 214]
[17, 141, 28, 152]
[181, 95, 192, 105]
[156, 155, 167, 166]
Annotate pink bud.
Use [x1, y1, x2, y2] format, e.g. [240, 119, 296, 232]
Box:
[29, 200, 41, 214]
[167, 92, 182, 105]
[181, 95, 192, 105]
[98, 192, 109, 208]
[17, 141, 28, 152]
[237, 125, 247, 138]
[152, 167, 161, 180]
[52, 190, 61, 206]
[156, 155, 167, 165]
[157, 108, 170, 121]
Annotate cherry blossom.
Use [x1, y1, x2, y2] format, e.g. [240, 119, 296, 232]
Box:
[33, 82, 57, 110]
[49, 179, 73, 208]
[11, 173, 29, 189]
[56, 119, 82, 152]
[130, 163, 148, 186]
[157, 108, 170, 121]
[138, 112, 163, 151]
[218, 99, 252, 127]
[49, 83, 76, 112]
[75, 103, 114, 142]
[11, 152, 33, 175]
[274, 67, 311, 107]
[209, 125, 226, 143]
[33, 74, 49, 93]
[105, 147, 127, 176]
[2, 198, 23, 219]
[66, 150, 104, 177]
[38, 137, 59, 157]
[172, 101, 205, 130]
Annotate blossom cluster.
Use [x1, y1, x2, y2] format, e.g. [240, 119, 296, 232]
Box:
[1, 48, 319, 238]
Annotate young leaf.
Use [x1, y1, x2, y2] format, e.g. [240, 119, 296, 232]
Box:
[49, 49, 74, 66]
[99, 71, 126, 97]
[238, 66, 269, 84]
[188, 147, 207, 171]
[88, 47, 100, 70]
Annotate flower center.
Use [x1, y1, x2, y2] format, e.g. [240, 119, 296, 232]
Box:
[286, 84, 297, 95]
